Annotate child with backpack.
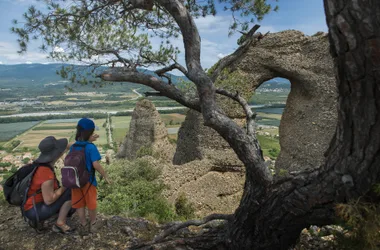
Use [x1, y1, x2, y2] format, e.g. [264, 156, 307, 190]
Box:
[69, 118, 111, 235]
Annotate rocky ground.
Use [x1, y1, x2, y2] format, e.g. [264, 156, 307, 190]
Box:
[0, 202, 159, 250]
[0, 200, 349, 250]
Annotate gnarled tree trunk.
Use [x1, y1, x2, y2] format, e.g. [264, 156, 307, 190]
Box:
[228, 1, 380, 249]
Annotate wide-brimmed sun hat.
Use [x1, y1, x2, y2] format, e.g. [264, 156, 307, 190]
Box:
[34, 136, 68, 164]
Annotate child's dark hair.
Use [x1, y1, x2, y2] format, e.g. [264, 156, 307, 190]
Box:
[75, 126, 94, 141]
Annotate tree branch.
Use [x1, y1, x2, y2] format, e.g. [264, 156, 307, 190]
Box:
[215, 88, 256, 135]
[155, 63, 188, 76]
[210, 24, 261, 82]
[99, 67, 200, 111]
[155, 0, 272, 185]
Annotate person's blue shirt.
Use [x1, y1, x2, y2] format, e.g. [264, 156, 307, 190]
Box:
[70, 141, 101, 187]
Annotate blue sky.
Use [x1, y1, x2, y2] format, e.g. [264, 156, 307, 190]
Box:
[0, 0, 327, 70]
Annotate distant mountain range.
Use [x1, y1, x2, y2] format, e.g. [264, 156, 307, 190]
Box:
[259, 78, 290, 89]
[0, 63, 289, 99]
[0, 63, 186, 99]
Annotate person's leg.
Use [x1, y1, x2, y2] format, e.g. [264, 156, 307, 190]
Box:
[76, 207, 87, 226]
[72, 184, 88, 226]
[56, 200, 72, 225]
[86, 185, 101, 233]
[34, 189, 72, 222]
[88, 208, 97, 224]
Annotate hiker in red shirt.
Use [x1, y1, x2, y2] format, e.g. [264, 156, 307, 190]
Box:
[24, 136, 75, 233]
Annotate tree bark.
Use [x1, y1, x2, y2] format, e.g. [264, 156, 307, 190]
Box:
[227, 1, 380, 249]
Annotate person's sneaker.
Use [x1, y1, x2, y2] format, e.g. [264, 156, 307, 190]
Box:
[52, 223, 75, 234]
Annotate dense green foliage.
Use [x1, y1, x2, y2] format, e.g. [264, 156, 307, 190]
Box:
[97, 159, 176, 222]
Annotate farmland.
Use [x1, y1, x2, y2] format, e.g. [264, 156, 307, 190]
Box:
[112, 116, 132, 144]
[0, 121, 40, 142]
[0, 109, 282, 161]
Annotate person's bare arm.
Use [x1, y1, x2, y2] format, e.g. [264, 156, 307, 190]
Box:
[66, 142, 74, 150]
[93, 161, 111, 184]
[41, 180, 65, 205]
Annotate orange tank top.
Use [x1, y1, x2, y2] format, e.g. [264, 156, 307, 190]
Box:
[24, 166, 59, 211]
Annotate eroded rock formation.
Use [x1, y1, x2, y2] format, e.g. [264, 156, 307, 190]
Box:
[173, 109, 243, 168]
[232, 30, 337, 171]
[160, 158, 245, 217]
[174, 30, 337, 172]
[116, 99, 174, 161]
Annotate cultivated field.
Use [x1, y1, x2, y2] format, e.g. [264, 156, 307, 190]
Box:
[93, 118, 108, 145]
[5, 118, 109, 149]
[112, 116, 131, 144]
[160, 113, 185, 127]
[0, 121, 40, 142]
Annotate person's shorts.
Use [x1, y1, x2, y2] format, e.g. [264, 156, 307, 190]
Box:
[71, 182, 97, 210]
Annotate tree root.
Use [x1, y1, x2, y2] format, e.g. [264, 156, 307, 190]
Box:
[130, 214, 232, 250]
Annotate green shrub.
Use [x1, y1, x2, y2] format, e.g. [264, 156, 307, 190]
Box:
[277, 168, 288, 177]
[335, 185, 380, 249]
[0, 162, 12, 168]
[175, 193, 195, 220]
[97, 159, 176, 222]
[168, 137, 177, 144]
[23, 157, 30, 164]
[0, 193, 6, 206]
[10, 140, 21, 149]
[136, 146, 154, 158]
[335, 201, 380, 249]
[269, 148, 279, 158]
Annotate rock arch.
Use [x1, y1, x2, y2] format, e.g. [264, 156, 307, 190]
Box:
[174, 30, 338, 172]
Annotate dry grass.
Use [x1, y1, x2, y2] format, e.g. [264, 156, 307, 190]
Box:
[256, 112, 282, 120]
[16, 129, 75, 147]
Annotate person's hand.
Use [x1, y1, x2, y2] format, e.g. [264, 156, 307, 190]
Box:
[89, 133, 99, 142]
[104, 177, 112, 185]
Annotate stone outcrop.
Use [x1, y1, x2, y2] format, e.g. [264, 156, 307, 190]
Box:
[174, 30, 337, 172]
[116, 99, 174, 161]
[173, 110, 243, 168]
[160, 158, 245, 217]
[229, 30, 337, 172]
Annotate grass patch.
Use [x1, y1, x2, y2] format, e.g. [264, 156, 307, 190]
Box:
[160, 114, 185, 127]
[256, 112, 282, 120]
[93, 118, 108, 145]
[113, 128, 128, 143]
[257, 135, 280, 160]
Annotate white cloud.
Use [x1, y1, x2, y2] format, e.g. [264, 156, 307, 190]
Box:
[0, 41, 52, 64]
[0, 61, 3, 64]
[25, 61, 33, 64]
[194, 16, 231, 34]
[217, 53, 227, 59]
[53, 46, 65, 53]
